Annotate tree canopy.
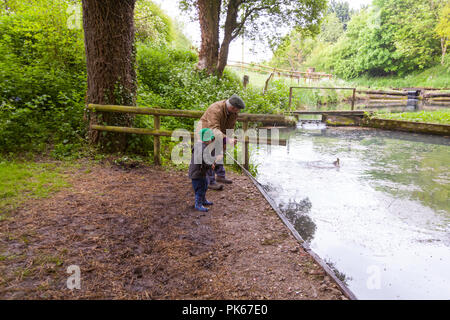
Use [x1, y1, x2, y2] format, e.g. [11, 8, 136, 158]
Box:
[179, 0, 327, 76]
[270, 0, 447, 78]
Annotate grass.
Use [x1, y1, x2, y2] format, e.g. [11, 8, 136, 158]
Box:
[342, 64, 450, 90]
[227, 67, 357, 108]
[0, 159, 73, 218]
[371, 109, 450, 125]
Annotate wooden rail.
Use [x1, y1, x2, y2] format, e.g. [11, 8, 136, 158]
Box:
[227, 60, 333, 82]
[290, 110, 367, 116]
[87, 104, 290, 169]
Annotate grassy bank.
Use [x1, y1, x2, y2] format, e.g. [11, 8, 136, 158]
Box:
[347, 64, 450, 89]
[371, 109, 450, 125]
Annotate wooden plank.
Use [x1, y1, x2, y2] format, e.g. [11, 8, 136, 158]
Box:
[364, 118, 450, 136]
[90, 125, 175, 137]
[357, 90, 407, 96]
[290, 86, 355, 90]
[368, 95, 407, 100]
[290, 110, 367, 116]
[227, 61, 332, 78]
[90, 125, 287, 145]
[87, 104, 295, 124]
[423, 92, 450, 98]
[88, 104, 204, 118]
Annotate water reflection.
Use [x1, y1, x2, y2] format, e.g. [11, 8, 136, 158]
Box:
[278, 198, 316, 242]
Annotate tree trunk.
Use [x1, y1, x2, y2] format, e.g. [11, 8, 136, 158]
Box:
[216, 0, 240, 77]
[197, 0, 221, 74]
[82, 0, 137, 151]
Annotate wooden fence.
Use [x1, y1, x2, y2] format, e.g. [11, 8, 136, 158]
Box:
[357, 89, 450, 103]
[227, 60, 333, 82]
[87, 104, 292, 169]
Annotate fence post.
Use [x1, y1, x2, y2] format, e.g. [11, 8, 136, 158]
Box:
[352, 88, 356, 110]
[243, 75, 249, 89]
[154, 115, 161, 165]
[243, 121, 249, 170]
[289, 87, 293, 109]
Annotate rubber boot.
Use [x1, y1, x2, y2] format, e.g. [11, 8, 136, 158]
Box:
[202, 195, 213, 206]
[194, 194, 208, 212]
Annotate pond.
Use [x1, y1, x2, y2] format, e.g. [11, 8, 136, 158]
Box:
[251, 125, 450, 299]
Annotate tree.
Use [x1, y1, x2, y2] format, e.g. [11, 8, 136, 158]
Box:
[435, 2, 450, 65]
[378, 0, 441, 71]
[82, 0, 137, 151]
[319, 12, 343, 43]
[135, 0, 174, 45]
[270, 30, 316, 70]
[180, 0, 327, 77]
[327, 0, 352, 29]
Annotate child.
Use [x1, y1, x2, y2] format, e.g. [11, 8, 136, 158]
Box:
[188, 128, 216, 212]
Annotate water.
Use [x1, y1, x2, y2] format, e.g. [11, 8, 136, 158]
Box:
[251, 125, 450, 299]
[295, 101, 449, 113]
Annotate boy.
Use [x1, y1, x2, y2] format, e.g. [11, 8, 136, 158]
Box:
[188, 128, 218, 212]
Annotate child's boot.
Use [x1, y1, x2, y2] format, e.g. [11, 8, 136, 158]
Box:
[202, 196, 213, 206]
[195, 194, 208, 212]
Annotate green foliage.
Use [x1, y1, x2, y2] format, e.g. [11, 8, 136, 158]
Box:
[435, 2, 450, 39]
[0, 0, 184, 156]
[135, 0, 174, 45]
[435, 1, 450, 64]
[130, 43, 298, 156]
[272, 0, 444, 80]
[318, 13, 344, 43]
[0, 0, 86, 153]
[328, 0, 353, 28]
[349, 63, 450, 88]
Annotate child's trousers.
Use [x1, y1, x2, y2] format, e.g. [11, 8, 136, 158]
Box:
[191, 178, 208, 200]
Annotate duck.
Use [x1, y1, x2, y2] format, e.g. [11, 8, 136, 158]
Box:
[333, 158, 340, 167]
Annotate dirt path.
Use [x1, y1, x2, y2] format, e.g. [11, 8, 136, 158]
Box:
[0, 161, 345, 299]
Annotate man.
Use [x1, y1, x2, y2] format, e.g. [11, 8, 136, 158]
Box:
[197, 94, 245, 190]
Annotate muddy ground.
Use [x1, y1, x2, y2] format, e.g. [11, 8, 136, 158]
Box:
[0, 160, 345, 299]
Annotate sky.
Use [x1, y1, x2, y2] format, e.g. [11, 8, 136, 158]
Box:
[152, 0, 373, 63]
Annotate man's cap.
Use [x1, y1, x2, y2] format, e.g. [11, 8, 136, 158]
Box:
[228, 94, 245, 109]
[200, 128, 214, 142]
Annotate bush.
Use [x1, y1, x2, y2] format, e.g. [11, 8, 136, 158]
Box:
[0, 1, 86, 153]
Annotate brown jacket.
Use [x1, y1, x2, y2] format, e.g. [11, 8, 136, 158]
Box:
[197, 100, 238, 141]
